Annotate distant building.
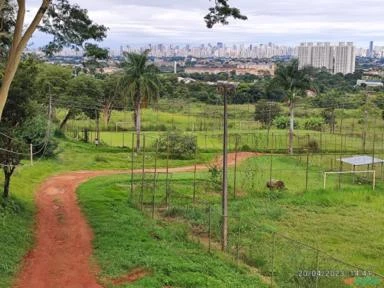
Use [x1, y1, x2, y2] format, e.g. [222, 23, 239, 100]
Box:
[298, 42, 355, 75]
[356, 80, 384, 88]
[369, 41, 374, 57]
[184, 64, 276, 76]
[334, 42, 355, 75]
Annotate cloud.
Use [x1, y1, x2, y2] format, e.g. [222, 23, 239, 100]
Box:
[26, 0, 384, 47]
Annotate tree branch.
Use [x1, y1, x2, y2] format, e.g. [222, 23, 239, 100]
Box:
[16, 0, 51, 55]
[9, 0, 25, 56]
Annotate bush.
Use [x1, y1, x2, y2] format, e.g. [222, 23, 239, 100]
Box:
[273, 116, 299, 129]
[303, 117, 324, 131]
[155, 132, 197, 159]
[304, 139, 320, 153]
[240, 144, 252, 152]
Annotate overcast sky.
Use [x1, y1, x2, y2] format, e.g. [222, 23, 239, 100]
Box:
[27, 0, 384, 48]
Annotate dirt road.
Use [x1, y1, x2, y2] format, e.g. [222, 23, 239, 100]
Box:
[13, 152, 257, 288]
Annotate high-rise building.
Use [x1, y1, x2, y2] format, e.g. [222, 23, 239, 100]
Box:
[369, 41, 374, 57]
[298, 42, 313, 69]
[334, 42, 355, 74]
[298, 42, 355, 75]
[311, 42, 333, 72]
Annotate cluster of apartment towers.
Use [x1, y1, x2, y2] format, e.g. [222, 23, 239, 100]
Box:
[298, 42, 355, 75]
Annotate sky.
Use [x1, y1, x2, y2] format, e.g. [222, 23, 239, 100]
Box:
[27, 0, 384, 49]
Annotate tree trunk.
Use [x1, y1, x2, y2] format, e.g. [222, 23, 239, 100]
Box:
[288, 101, 294, 154]
[2, 166, 15, 199]
[0, 0, 50, 120]
[59, 110, 72, 130]
[102, 104, 112, 127]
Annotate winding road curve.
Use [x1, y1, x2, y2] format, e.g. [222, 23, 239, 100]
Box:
[13, 152, 257, 288]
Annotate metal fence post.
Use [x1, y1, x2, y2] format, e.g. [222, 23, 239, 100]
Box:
[140, 134, 146, 211]
[130, 133, 135, 201]
[271, 232, 276, 287]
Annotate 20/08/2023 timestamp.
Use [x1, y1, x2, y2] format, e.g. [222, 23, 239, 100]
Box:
[297, 270, 373, 278]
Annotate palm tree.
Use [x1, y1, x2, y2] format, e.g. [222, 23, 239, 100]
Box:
[270, 59, 311, 154]
[120, 51, 160, 151]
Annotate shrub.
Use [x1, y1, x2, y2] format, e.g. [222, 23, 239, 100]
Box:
[303, 139, 320, 153]
[240, 144, 252, 152]
[155, 132, 197, 159]
[303, 117, 324, 131]
[273, 116, 299, 129]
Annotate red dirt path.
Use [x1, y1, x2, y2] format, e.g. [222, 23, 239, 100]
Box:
[13, 152, 257, 288]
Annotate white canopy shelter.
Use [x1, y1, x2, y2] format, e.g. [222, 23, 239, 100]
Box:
[339, 156, 384, 167]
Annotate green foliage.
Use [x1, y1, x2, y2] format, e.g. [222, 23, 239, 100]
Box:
[254, 100, 282, 127]
[208, 163, 222, 190]
[156, 132, 197, 160]
[273, 116, 298, 129]
[205, 0, 247, 28]
[302, 117, 324, 131]
[270, 59, 312, 102]
[20, 114, 57, 158]
[40, 0, 108, 56]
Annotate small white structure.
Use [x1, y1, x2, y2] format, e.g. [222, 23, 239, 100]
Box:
[356, 80, 384, 88]
[323, 156, 384, 190]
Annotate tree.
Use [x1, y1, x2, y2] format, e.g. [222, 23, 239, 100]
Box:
[0, 0, 108, 120]
[120, 51, 160, 151]
[0, 0, 15, 57]
[313, 89, 342, 133]
[270, 60, 311, 154]
[34, 63, 73, 121]
[254, 100, 282, 127]
[58, 74, 103, 130]
[101, 73, 126, 127]
[82, 43, 109, 75]
[0, 58, 55, 198]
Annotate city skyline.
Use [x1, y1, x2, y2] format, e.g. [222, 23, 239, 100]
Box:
[26, 0, 384, 48]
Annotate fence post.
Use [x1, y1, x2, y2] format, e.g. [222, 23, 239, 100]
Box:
[193, 146, 197, 203]
[233, 135, 239, 199]
[30, 143, 33, 166]
[166, 133, 170, 209]
[152, 141, 158, 219]
[208, 204, 212, 253]
[140, 134, 146, 211]
[270, 232, 276, 288]
[130, 133, 135, 201]
[315, 249, 320, 288]
[236, 221, 241, 265]
[305, 135, 310, 192]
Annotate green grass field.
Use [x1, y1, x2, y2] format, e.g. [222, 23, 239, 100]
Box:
[2, 100, 384, 287]
[0, 138, 217, 288]
[77, 176, 267, 288]
[61, 100, 384, 154]
[122, 154, 384, 287]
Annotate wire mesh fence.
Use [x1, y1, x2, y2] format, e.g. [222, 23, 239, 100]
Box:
[63, 129, 384, 287]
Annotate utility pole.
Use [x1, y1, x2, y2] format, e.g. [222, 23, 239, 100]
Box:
[217, 81, 238, 252]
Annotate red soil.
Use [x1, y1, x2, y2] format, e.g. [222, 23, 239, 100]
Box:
[13, 152, 258, 288]
[110, 268, 150, 285]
